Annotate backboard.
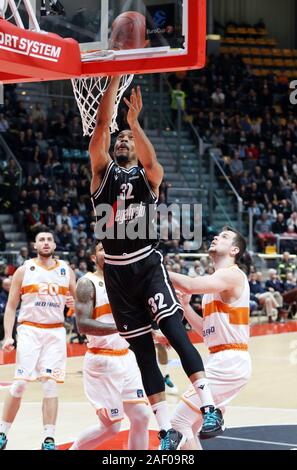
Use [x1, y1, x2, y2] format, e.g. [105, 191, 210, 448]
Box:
[0, 0, 206, 83]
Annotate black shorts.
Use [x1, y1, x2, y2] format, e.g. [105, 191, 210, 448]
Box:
[103, 250, 183, 339]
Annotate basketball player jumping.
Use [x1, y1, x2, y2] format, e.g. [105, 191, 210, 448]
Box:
[89, 76, 223, 450]
[0, 231, 76, 450]
[169, 227, 252, 448]
[69, 241, 150, 450]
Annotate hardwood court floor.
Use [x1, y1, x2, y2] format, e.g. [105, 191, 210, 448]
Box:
[0, 329, 297, 450]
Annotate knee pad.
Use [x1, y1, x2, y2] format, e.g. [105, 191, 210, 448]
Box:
[10, 380, 27, 398]
[42, 379, 58, 398]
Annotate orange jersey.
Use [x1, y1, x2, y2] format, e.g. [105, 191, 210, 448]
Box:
[202, 267, 250, 350]
[83, 272, 129, 351]
[18, 258, 70, 324]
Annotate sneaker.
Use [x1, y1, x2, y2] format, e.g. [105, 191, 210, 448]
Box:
[0, 433, 7, 450]
[41, 437, 56, 450]
[164, 374, 179, 395]
[199, 406, 225, 440]
[158, 428, 186, 450]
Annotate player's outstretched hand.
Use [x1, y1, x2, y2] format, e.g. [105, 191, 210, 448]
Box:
[124, 86, 143, 127]
[65, 295, 75, 308]
[176, 290, 192, 307]
[2, 337, 15, 352]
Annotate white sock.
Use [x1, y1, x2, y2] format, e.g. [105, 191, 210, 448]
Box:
[192, 378, 215, 409]
[151, 401, 172, 432]
[43, 424, 55, 440]
[0, 421, 12, 436]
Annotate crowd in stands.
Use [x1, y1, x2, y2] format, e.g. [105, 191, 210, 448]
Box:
[1, 35, 297, 333]
[169, 51, 297, 253]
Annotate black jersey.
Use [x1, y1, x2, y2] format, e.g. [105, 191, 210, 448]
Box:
[91, 161, 158, 256]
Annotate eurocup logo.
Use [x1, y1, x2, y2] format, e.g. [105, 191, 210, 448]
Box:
[153, 10, 167, 28]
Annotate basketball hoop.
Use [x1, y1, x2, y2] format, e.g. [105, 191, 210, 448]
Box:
[71, 74, 134, 137]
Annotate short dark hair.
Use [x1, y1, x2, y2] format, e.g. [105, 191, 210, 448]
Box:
[35, 229, 55, 242]
[90, 240, 102, 255]
[222, 226, 246, 262]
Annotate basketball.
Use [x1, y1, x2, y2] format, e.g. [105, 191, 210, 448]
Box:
[110, 11, 147, 50]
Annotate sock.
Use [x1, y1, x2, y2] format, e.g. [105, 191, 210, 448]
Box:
[43, 424, 55, 441]
[0, 421, 12, 436]
[151, 401, 172, 432]
[192, 378, 215, 409]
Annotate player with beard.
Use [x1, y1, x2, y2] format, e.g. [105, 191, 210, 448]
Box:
[89, 77, 224, 450]
[169, 227, 251, 448]
[0, 231, 76, 450]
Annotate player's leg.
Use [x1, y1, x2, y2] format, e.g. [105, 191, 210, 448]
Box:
[171, 400, 203, 450]
[0, 380, 27, 450]
[70, 351, 124, 450]
[126, 333, 185, 450]
[104, 262, 185, 450]
[41, 379, 58, 450]
[0, 325, 41, 450]
[144, 252, 224, 438]
[122, 350, 150, 450]
[70, 413, 121, 450]
[124, 403, 150, 450]
[38, 327, 67, 450]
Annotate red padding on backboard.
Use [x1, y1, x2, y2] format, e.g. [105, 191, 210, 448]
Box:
[0, 18, 81, 82]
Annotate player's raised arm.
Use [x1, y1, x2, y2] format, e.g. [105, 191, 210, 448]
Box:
[169, 268, 242, 295]
[89, 76, 121, 193]
[75, 277, 117, 336]
[3, 266, 25, 351]
[124, 86, 164, 193]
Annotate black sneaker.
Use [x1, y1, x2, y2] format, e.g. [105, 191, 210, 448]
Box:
[41, 437, 56, 450]
[199, 406, 225, 439]
[0, 433, 7, 450]
[158, 428, 186, 450]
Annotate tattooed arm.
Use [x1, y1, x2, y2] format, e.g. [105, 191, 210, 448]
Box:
[75, 277, 117, 336]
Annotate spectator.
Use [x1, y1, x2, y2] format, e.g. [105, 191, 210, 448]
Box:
[75, 261, 88, 279]
[16, 246, 29, 267]
[278, 252, 296, 282]
[56, 206, 73, 231]
[44, 206, 57, 232]
[211, 87, 225, 107]
[254, 213, 275, 251]
[71, 208, 85, 231]
[271, 214, 287, 238]
[72, 224, 88, 246]
[170, 83, 186, 125]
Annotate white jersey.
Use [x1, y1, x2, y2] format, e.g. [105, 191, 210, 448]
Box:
[202, 266, 250, 350]
[83, 272, 129, 350]
[18, 258, 70, 324]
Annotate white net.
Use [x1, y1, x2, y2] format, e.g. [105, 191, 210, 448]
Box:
[71, 74, 134, 137]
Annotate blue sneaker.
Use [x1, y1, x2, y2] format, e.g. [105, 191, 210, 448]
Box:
[41, 437, 56, 450]
[158, 428, 186, 450]
[164, 374, 179, 395]
[199, 406, 224, 439]
[0, 433, 8, 450]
